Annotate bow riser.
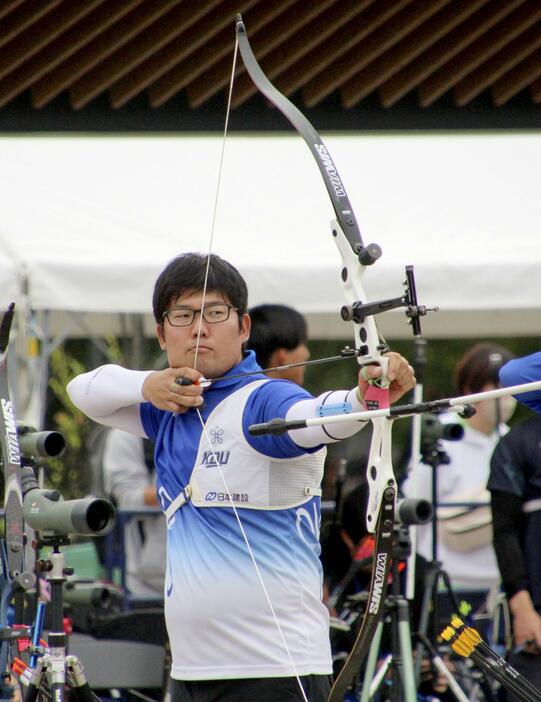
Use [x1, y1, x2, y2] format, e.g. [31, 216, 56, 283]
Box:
[365, 417, 396, 532]
[333, 220, 395, 531]
[332, 221, 381, 362]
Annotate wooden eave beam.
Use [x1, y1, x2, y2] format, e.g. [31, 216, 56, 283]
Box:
[187, 0, 336, 109]
[31, 0, 180, 108]
[417, 0, 527, 106]
[0, 0, 62, 50]
[341, 0, 488, 108]
[271, 0, 411, 102]
[0, 0, 28, 24]
[492, 46, 541, 104]
[230, 0, 373, 109]
[0, 0, 142, 108]
[110, 0, 257, 108]
[69, 0, 229, 109]
[148, 0, 294, 108]
[531, 76, 541, 102]
[303, 0, 449, 108]
[380, 0, 526, 107]
[454, 18, 541, 105]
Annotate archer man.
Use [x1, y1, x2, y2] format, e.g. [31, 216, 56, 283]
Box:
[68, 252, 415, 702]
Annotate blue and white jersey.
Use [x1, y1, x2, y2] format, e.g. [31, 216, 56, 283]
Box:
[500, 352, 541, 415]
[140, 351, 332, 680]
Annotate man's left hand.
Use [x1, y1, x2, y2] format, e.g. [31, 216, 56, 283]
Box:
[358, 352, 416, 405]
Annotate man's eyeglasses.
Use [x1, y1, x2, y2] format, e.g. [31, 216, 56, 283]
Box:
[163, 303, 238, 327]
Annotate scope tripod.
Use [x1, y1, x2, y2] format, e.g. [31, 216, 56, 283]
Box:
[410, 443, 498, 702]
[357, 524, 472, 702]
[412, 439, 463, 681]
[19, 534, 98, 702]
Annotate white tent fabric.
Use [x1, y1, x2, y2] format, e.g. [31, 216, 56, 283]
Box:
[0, 133, 540, 340]
[0, 249, 17, 306]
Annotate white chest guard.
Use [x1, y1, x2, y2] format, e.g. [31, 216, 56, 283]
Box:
[165, 380, 325, 522]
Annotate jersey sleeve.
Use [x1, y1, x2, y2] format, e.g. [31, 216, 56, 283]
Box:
[140, 402, 166, 442]
[500, 352, 541, 414]
[242, 380, 320, 459]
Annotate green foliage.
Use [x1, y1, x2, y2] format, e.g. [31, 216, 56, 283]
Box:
[46, 336, 124, 499]
[46, 347, 91, 498]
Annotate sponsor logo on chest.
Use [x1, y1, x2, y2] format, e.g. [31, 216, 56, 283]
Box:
[201, 425, 230, 467]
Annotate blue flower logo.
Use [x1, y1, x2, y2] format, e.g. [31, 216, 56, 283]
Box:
[210, 427, 224, 445]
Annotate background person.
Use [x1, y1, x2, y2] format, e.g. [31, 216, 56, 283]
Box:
[402, 343, 515, 594]
[103, 428, 166, 599]
[488, 412, 541, 699]
[248, 303, 310, 384]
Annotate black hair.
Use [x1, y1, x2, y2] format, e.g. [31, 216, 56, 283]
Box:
[152, 253, 248, 324]
[248, 304, 308, 368]
[453, 343, 515, 395]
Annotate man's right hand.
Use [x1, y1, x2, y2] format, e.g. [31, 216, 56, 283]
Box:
[510, 590, 541, 652]
[142, 368, 204, 413]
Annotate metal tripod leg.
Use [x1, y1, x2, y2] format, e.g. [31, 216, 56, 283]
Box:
[414, 560, 461, 684]
[359, 596, 417, 702]
[67, 656, 99, 702]
[361, 620, 384, 702]
[414, 560, 439, 683]
[21, 542, 98, 702]
[417, 634, 469, 702]
[396, 597, 417, 702]
[22, 654, 96, 702]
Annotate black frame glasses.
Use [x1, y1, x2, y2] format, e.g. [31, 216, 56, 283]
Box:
[163, 303, 238, 327]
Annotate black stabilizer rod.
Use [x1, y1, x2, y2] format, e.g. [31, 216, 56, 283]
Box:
[249, 418, 307, 436]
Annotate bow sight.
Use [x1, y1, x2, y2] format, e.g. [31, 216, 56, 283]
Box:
[340, 265, 437, 342]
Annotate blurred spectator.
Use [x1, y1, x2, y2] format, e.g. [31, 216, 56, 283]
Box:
[489, 413, 541, 699]
[103, 428, 166, 598]
[402, 343, 515, 592]
[248, 303, 309, 384]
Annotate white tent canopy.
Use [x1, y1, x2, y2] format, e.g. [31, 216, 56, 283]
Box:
[0, 133, 540, 341]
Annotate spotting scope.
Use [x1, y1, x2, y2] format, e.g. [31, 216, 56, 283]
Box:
[16, 422, 65, 459]
[20, 466, 116, 537]
[395, 497, 433, 526]
[421, 415, 464, 446]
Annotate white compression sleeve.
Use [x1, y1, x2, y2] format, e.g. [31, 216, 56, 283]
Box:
[67, 365, 152, 436]
[286, 387, 368, 448]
